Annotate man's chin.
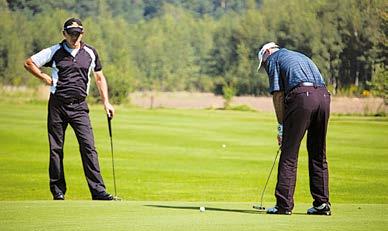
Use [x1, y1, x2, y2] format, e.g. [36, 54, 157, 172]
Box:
[69, 42, 79, 48]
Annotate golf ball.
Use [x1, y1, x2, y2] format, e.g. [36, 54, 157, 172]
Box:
[200, 206, 205, 212]
[222, 144, 226, 148]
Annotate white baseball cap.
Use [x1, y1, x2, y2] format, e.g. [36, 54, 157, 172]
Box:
[257, 42, 279, 71]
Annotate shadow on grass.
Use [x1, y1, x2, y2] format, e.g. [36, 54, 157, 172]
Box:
[145, 204, 260, 214]
[144, 204, 308, 215]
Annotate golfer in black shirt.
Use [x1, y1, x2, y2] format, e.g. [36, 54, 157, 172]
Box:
[24, 18, 116, 200]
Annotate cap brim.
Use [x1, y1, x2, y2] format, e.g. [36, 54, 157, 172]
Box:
[256, 57, 263, 72]
[65, 28, 83, 34]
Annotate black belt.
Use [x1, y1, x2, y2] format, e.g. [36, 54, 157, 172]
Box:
[51, 94, 85, 105]
[288, 82, 325, 95]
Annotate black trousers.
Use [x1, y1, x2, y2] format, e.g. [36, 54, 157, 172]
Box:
[47, 94, 106, 197]
[275, 86, 331, 212]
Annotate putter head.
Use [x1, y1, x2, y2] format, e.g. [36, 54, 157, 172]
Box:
[253, 205, 266, 211]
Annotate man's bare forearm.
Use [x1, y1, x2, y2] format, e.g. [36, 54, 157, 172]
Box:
[24, 58, 52, 85]
[272, 91, 285, 124]
[94, 71, 109, 104]
[94, 71, 115, 117]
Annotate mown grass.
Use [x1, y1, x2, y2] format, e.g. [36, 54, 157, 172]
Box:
[1, 201, 387, 231]
[0, 100, 387, 230]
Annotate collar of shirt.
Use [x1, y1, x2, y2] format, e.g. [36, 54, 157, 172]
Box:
[267, 48, 285, 62]
[63, 42, 80, 57]
[264, 48, 286, 71]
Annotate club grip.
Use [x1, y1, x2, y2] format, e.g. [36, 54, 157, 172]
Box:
[107, 114, 112, 137]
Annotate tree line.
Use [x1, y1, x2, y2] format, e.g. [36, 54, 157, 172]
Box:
[0, 0, 386, 103]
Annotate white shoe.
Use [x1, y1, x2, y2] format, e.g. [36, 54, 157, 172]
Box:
[267, 206, 291, 215]
[307, 203, 331, 215]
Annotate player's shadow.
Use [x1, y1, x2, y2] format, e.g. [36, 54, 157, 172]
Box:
[145, 204, 260, 214]
[145, 204, 307, 215]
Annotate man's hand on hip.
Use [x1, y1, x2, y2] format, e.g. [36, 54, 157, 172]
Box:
[42, 73, 53, 86]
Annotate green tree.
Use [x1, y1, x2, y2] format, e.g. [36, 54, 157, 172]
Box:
[367, 64, 387, 103]
[0, 7, 32, 85]
[1, 0, 386, 98]
[335, 0, 385, 90]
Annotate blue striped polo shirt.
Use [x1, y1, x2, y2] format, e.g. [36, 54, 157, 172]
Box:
[264, 48, 325, 94]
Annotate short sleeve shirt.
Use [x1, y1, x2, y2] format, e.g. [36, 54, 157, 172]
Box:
[264, 48, 325, 94]
[31, 40, 102, 99]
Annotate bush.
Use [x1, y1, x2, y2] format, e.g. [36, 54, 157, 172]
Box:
[106, 76, 132, 105]
[89, 67, 133, 105]
[224, 104, 256, 112]
[222, 85, 235, 108]
[336, 85, 363, 97]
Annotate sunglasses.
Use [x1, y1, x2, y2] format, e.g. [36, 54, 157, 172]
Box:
[65, 30, 82, 37]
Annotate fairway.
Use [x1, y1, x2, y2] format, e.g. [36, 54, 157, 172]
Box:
[0, 101, 387, 230]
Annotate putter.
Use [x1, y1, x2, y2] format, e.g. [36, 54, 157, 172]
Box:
[107, 114, 118, 198]
[253, 146, 281, 211]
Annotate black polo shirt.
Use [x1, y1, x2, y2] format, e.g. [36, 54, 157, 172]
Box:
[31, 40, 102, 100]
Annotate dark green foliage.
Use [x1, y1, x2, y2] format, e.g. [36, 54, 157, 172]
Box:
[367, 64, 388, 104]
[89, 65, 134, 105]
[1, 0, 386, 100]
[105, 74, 132, 105]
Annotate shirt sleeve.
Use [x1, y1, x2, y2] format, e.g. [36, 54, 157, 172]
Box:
[266, 59, 281, 94]
[93, 49, 102, 72]
[30, 44, 60, 68]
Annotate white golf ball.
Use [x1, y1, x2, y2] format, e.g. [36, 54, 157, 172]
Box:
[222, 144, 226, 148]
[200, 206, 205, 212]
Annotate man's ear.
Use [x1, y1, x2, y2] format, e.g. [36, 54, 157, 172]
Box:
[263, 49, 270, 61]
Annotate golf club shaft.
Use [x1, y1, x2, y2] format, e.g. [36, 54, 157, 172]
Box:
[107, 115, 117, 196]
[259, 147, 281, 207]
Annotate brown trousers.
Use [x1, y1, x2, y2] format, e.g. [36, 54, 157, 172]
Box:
[275, 86, 331, 212]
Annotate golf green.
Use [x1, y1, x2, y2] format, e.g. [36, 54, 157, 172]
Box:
[0, 201, 386, 231]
